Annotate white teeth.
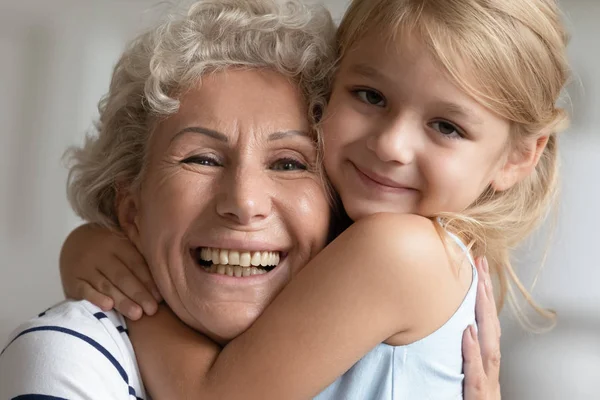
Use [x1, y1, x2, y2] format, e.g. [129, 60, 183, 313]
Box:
[201, 248, 210, 260]
[202, 264, 268, 276]
[219, 251, 228, 265]
[240, 252, 251, 267]
[198, 247, 281, 269]
[229, 251, 240, 265]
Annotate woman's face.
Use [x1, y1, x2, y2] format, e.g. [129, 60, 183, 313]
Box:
[122, 69, 331, 343]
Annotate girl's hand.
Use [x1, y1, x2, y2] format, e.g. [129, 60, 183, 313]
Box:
[59, 223, 162, 320]
[463, 257, 502, 400]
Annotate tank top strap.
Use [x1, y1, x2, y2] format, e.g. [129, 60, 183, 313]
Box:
[436, 217, 476, 269]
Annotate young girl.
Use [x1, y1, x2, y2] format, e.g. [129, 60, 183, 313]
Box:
[61, 0, 569, 398]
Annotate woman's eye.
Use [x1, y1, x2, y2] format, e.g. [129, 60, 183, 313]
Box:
[181, 155, 221, 166]
[270, 158, 307, 171]
[429, 121, 464, 139]
[354, 89, 386, 107]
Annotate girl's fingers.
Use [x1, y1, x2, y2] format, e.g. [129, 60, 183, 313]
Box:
[463, 324, 486, 399]
[474, 257, 501, 383]
[92, 271, 144, 320]
[463, 257, 502, 400]
[79, 280, 115, 312]
[102, 257, 159, 316]
[117, 245, 162, 302]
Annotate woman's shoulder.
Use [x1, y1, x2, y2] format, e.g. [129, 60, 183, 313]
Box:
[0, 300, 141, 399]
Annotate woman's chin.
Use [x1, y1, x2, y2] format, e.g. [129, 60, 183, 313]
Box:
[202, 317, 258, 345]
[182, 304, 265, 345]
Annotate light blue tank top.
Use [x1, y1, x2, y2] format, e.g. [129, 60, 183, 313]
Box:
[315, 230, 478, 400]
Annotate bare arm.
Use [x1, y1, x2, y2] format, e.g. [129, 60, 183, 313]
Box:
[131, 263, 503, 400]
[130, 213, 467, 399]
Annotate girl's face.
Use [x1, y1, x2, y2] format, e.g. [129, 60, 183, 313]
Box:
[321, 34, 517, 221]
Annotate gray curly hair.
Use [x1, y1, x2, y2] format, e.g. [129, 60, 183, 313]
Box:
[66, 0, 337, 228]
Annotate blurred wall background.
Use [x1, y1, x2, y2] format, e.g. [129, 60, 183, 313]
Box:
[0, 0, 598, 398]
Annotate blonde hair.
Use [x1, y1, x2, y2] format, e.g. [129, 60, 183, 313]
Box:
[336, 0, 570, 330]
[66, 0, 336, 228]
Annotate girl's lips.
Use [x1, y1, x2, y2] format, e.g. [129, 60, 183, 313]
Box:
[351, 162, 417, 194]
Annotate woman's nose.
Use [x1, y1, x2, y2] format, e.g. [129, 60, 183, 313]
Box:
[215, 167, 272, 226]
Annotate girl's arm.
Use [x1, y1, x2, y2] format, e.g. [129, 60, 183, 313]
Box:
[132, 259, 502, 400]
[60, 223, 161, 319]
[129, 213, 472, 399]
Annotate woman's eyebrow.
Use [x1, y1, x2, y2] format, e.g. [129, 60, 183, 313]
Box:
[172, 127, 310, 143]
[172, 126, 228, 143]
[268, 130, 311, 141]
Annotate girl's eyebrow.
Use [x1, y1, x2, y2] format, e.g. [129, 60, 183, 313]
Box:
[439, 103, 484, 125]
[348, 63, 484, 126]
[347, 62, 389, 82]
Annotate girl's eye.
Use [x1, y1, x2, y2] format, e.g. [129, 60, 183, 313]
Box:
[181, 155, 221, 167]
[429, 121, 464, 139]
[270, 157, 307, 171]
[354, 89, 386, 107]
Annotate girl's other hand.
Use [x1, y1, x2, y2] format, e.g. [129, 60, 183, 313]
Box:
[59, 223, 161, 320]
[463, 256, 502, 400]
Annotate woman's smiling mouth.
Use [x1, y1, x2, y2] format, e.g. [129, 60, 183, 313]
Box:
[194, 247, 282, 277]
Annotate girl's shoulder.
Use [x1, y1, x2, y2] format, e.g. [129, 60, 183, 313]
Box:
[337, 213, 475, 344]
[341, 213, 448, 262]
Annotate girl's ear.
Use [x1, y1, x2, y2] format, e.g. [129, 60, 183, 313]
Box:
[491, 135, 550, 192]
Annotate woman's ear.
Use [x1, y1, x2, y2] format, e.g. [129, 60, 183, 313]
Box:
[116, 185, 142, 249]
[491, 135, 550, 192]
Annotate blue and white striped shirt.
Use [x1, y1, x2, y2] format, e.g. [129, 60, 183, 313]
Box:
[0, 300, 147, 400]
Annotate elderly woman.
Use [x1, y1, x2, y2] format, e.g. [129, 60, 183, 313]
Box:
[0, 1, 500, 399]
